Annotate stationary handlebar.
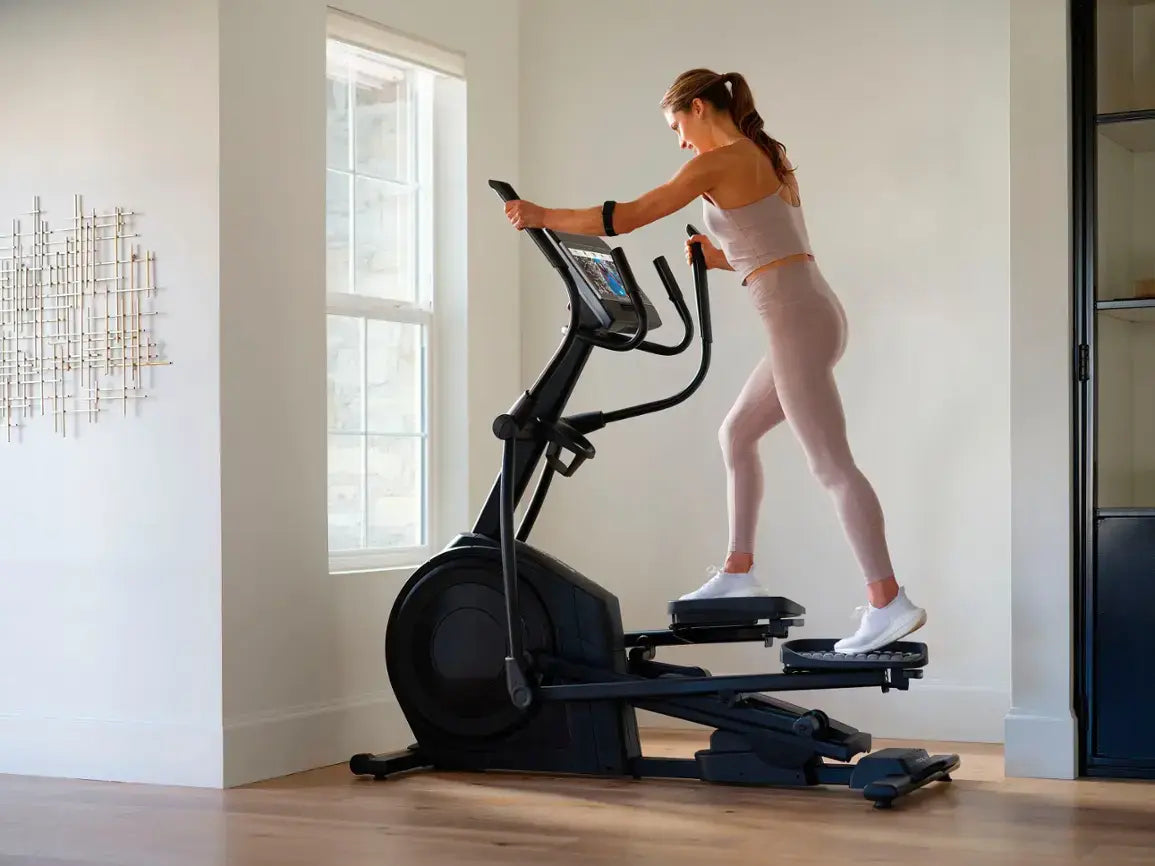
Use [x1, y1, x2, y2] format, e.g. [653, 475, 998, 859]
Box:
[640, 257, 694, 356]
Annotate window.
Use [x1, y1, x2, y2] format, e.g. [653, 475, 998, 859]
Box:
[325, 13, 462, 571]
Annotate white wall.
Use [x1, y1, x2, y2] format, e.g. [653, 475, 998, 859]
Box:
[519, 0, 1011, 742]
[0, 0, 224, 785]
[0, 0, 519, 788]
[218, 0, 520, 785]
[1006, 0, 1076, 779]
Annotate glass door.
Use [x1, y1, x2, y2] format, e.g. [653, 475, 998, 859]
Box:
[1076, 0, 1155, 778]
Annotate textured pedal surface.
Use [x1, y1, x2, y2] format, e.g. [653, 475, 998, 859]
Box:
[781, 638, 928, 670]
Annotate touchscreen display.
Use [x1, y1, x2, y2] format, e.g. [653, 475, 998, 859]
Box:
[565, 245, 629, 302]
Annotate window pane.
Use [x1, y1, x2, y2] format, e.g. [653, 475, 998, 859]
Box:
[1097, 307, 1155, 508]
[326, 170, 352, 295]
[328, 435, 364, 551]
[367, 435, 423, 548]
[367, 320, 422, 434]
[327, 315, 362, 432]
[355, 64, 410, 181]
[326, 72, 351, 171]
[354, 176, 414, 301]
[1096, 1, 1155, 115]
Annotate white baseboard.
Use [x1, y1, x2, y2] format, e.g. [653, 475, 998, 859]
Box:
[223, 692, 410, 787]
[641, 682, 1009, 745]
[0, 713, 223, 787]
[0, 695, 412, 788]
[1004, 708, 1077, 779]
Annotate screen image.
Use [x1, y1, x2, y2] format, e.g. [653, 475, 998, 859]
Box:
[566, 246, 629, 301]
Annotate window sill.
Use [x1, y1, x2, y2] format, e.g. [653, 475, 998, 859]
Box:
[329, 546, 430, 577]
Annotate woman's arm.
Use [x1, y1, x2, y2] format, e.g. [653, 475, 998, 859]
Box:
[505, 151, 725, 236]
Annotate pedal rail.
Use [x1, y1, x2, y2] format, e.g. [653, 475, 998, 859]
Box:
[536, 654, 920, 702]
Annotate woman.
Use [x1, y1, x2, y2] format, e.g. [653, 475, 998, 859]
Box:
[503, 68, 925, 654]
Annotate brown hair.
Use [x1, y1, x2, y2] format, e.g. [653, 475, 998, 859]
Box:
[660, 68, 793, 183]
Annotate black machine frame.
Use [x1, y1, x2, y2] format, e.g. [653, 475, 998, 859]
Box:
[349, 180, 959, 808]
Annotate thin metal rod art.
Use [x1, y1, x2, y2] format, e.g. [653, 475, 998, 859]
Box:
[0, 196, 168, 440]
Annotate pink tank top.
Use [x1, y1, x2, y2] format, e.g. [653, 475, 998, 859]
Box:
[702, 188, 814, 284]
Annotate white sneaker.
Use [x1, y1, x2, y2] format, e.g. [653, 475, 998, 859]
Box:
[833, 587, 927, 654]
[678, 566, 771, 601]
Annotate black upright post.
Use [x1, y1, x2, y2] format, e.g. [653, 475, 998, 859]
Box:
[472, 336, 594, 540]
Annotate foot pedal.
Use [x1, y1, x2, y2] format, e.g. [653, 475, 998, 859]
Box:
[781, 638, 928, 671]
[668, 596, 805, 626]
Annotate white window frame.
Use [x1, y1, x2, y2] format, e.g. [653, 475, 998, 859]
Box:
[325, 9, 463, 573]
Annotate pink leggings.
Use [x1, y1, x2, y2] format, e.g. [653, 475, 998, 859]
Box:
[720, 261, 894, 583]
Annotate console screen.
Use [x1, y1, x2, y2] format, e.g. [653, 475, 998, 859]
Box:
[565, 245, 630, 302]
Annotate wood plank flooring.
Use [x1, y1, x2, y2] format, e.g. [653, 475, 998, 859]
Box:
[0, 731, 1153, 866]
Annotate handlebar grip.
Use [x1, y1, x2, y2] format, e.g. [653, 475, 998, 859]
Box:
[653, 256, 684, 305]
[488, 179, 520, 202]
[685, 224, 711, 344]
[491, 179, 574, 280]
[686, 223, 706, 262]
[637, 256, 694, 356]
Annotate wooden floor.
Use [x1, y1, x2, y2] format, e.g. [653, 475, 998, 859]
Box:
[1, 731, 1153, 866]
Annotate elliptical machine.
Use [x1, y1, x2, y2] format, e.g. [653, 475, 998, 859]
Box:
[349, 180, 959, 808]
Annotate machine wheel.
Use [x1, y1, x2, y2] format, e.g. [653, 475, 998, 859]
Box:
[385, 549, 556, 742]
[349, 753, 375, 775]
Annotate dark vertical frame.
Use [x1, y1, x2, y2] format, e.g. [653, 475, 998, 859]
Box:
[1071, 0, 1155, 777]
[1070, 0, 1095, 779]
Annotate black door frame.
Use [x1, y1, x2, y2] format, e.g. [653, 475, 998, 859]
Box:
[1071, 0, 1155, 778]
[1071, 0, 1095, 782]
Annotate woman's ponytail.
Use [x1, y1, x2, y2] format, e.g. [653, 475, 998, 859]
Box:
[723, 72, 793, 183]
